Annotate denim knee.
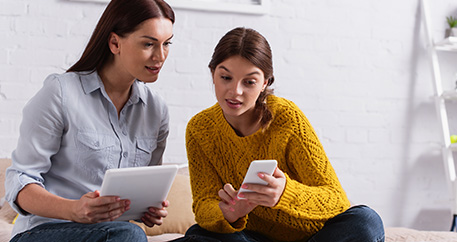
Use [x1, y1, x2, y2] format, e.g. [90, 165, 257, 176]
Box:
[106, 222, 147, 242]
[348, 205, 385, 242]
[309, 205, 385, 242]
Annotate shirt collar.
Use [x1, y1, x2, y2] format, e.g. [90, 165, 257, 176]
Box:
[80, 71, 101, 94]
[79, 71, 148, 105]
[130, 80, 149, 105]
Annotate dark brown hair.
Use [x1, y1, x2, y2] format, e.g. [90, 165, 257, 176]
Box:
[209, 27, 275, 129]
[67, 0, 175, 72]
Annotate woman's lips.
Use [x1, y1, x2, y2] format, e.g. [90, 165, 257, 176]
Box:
[226, 99, 242, 109]
[146, 66, 160, 74]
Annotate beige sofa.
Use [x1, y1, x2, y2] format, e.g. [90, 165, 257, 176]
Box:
[2, 158, 457, 242]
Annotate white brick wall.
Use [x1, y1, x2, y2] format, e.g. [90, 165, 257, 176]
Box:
[1, 0, 456, 232]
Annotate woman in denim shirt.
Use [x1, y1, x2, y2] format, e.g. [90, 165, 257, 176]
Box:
[5, 0, 175, 241]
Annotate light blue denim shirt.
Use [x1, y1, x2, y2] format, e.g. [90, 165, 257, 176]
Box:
[5, 71, 169, 237]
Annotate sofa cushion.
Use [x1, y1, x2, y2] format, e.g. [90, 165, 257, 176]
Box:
[0, 203, 16, 225]
[385, 227, 457, 241]
[0, 159, 12, 205]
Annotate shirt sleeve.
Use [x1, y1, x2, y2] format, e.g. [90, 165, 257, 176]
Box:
[5, 74, 65, 215]
[186, 120, 248, 233]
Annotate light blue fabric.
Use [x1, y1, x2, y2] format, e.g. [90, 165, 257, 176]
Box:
[5, 71, 169, 237]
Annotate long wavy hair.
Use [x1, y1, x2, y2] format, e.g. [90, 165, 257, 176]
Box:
[67, 0, 174, 73]
[209, 27, 275, 129]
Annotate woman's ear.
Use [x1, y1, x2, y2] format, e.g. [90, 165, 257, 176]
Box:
[262, 78, 268, 91]
[108, 32, 121, 54]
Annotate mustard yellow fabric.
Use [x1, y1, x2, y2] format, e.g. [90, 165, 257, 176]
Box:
[186, 95, 350, 241]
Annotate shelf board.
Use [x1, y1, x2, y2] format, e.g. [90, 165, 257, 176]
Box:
[441, 90, 457, 100]
[449, 143, 457, 151]
[435, 37, 457, 51]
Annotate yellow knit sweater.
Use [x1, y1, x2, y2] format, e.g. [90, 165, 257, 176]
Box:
[185, 95, 350, 241]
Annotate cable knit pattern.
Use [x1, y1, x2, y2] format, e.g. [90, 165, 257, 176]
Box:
[186, 95, 350, 241]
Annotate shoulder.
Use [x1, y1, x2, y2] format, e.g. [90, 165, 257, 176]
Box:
[267, 95, 306, 122]
[41, 72, 95, 95]
[186, 104, 221, 135]
[189, 103, 222, 123]
[44, 72, 83, 84]
[35, 72, 77, 98]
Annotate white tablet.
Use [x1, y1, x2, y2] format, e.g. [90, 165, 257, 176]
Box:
[100, 165, 179, 221]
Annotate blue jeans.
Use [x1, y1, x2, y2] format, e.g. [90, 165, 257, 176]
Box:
[179, 205, 384, 242]
[308, 205, 384, 242]
[9, 221, 147, 242]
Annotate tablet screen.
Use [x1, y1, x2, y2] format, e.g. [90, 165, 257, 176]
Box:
[100, 165, 179, 221]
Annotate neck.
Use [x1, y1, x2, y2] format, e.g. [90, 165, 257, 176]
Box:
[99, 62, 135, 116]
[224, 109, 262, 137]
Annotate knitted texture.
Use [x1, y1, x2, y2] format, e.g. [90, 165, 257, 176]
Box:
[185, 95, 350, 241]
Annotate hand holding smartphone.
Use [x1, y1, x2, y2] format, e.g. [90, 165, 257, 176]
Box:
[237, 160, 277, 200]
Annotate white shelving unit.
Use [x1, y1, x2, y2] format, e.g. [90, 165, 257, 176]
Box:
[421, 0, 457, 231]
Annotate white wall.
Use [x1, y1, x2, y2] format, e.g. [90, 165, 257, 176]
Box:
[1, 0, 457, 231]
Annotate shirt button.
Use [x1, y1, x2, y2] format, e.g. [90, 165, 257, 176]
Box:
[123, 152, 128, 158]
[122, 130, 127, 136]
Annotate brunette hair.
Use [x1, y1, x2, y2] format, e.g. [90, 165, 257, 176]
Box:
[209, 27, 275, 129]
[67, 0, 174, 72]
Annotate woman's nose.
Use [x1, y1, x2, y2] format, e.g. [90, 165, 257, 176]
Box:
[153, 46, 165, 61]
[229, 81, 243, 95]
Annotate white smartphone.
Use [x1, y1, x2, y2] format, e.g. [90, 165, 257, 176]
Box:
[237, 159, 277, 200]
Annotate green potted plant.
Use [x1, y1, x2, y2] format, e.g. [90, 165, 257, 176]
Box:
[445, 16, 457, 38]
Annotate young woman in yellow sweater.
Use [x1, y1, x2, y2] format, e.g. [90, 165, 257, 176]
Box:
[182, 27, 384, 242]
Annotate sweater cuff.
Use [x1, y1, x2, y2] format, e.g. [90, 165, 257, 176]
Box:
[273, 173, 297, 210]
[209, 215, 247, 233]
[229, 215, 248, 231]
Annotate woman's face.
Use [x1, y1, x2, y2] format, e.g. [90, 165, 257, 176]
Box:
[212, 55, 268, 123]
[111, 17, 173, 83]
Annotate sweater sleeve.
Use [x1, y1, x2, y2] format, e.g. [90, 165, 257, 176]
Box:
[263, 104, 350, 231]
[186, 119, 248, 233]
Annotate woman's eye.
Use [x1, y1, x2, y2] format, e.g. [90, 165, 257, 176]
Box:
[221, 76, 231, 81]
[245, 79, 256, 85]
[145, 43, 153, 47]
[164, 41, 172, 47]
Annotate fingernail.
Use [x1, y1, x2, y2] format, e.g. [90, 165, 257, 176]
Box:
[231, 199, 236, 205]
[242, 184, 248, 189]
[258, 173, 265, 178]
[238, 193, 244, 198]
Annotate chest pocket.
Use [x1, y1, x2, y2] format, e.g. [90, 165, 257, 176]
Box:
[77, 132, 115, 150]
[76, 131, 116, 181]
[134, 138, 157, 166]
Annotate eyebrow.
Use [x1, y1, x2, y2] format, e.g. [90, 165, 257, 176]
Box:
[141, 34, 174, 41]
[218, 66, 261, 76]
